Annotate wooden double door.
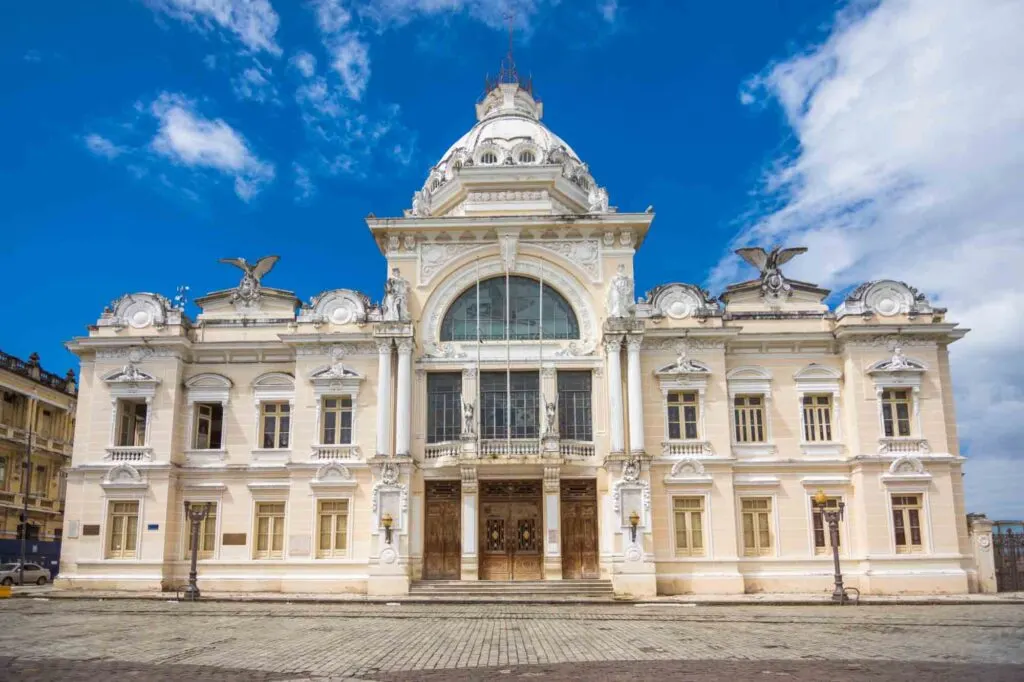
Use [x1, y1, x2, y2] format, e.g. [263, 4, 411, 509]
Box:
[423, 480, 461, 580]
[480, 480, 543, 581]
[561, 479, 599, 579]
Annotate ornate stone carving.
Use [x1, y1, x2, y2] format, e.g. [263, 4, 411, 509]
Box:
[621, 456, 641, 482]
[299, 289, 370, 325]
[420, 243, 485, 285]
[313, 462, 353, 484]
[645, 283, 719, 320]
[421, 342, 467, 360]
[670, 458, 706, 478]
[607, 265, 635, 319]
[553, 341, 597, 357]
[838, 280, 933, 318]
[218, 255, 280, 307]
[642, 338, 726, 351]
[499, 232, 518, 272]
[380, 461, 400, 485]
[869, 345, 926, 374]
[295, 342, 378, 357]
[381, 268, 410, 322]
[533, 239, 602, 282]
[98, 293, 181, 329]
[544, 401, 558, 437]
[735, 246, 807, 300]
[587, 186, 609, 213]
[656, 349, 711, 375]
[462, 400, 475, 437]
[543, 466, 560, 493]
[103, 363, 159, 385]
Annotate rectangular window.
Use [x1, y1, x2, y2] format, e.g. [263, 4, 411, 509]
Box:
[37, 409, 54, 438]
[557, 371, 593, 441]
[427, 373, 462, 443]
[260, 402, 290, 449]
[673, 497, 705, 556]
[733, 396, 766, 443]
[254, 502, 286, 559]
[116, 400, 148, 447]
[741, 497, 773, 556]
[184, 502, 217, 559]
[320, 396, 353, 445]
[892, 494, 924, 553]
[881, 389, 912, 437]
[667, 391, 699, 440]
[480, 371, 540, 440]
[0, 455, 7, 489]
[192, 403, 224, 450]
[32, 465, 48, 496]
[317, 499, 349, 558]
[812, 496, 842, 554]
[802, 395, 833, 442]
[107, 501, 140, 559]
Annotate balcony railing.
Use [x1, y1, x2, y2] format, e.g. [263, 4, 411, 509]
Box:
[104, 446, 154, 463]
[878, 438, 930, 455]
[661, 440, 714, 457]
[558, 440, 595, 458]
[425, 441, 461, 460]
[0, 424, 29, 443]
[0, 492, 15, 504]
[480, 439, 541, 457]
[310, 444, 361, 461]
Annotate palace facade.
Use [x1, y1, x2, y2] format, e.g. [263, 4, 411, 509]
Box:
[57, 75, 983, 596]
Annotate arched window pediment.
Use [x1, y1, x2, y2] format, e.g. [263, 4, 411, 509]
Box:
[440, 275, 580, 342]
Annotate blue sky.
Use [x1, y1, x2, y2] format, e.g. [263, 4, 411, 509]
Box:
[2, 1, 1021, 516]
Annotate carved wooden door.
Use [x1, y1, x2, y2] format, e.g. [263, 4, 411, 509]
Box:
[423, 480, 461, 580]
[561, 479, 599, 579]
[480, 480, 543, 581]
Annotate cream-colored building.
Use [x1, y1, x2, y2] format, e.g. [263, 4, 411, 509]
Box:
[1, 350, 77, 544]
[57, 75, 986, 596]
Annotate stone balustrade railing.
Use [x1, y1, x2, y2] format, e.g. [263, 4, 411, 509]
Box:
[878, 438, 930, 454]
[310, 444, 361, 461]
[104, 446, 153, 463]
[480, 439, 541, 457]
[558, 440, 595, 458]
[424, 441, 461, 460]
[661, 440, 714, 457]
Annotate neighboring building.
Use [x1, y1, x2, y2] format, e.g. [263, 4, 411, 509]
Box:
[0, 350, 77, 547]
[57, 71, 976, 596]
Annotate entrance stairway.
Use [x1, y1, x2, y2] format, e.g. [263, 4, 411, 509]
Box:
[409, 579, 615, 601]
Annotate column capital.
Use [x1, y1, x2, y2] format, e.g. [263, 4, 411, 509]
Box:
[376, 339, 394, 354]
[625, 335, 644, 351]
[602, 336, 624, 354]
[395, 338, 415, 354]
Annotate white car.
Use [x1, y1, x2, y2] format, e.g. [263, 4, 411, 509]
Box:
[0, 563, 50, 585]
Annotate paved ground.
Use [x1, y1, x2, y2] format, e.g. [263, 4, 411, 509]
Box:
[1, 600, 1022, 680]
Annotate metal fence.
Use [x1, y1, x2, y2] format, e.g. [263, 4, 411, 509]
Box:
[992, 522, 1024, 592]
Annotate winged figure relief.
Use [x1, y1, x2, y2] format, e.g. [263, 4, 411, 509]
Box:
[219, 255, 280, 304]
[734, 245, 807, 298]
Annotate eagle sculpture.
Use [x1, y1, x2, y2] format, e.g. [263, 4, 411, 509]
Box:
[219, 255, 280, 304]
[734, 245, 807, 298]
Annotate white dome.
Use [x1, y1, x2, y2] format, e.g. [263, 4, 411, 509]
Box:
[410, 81, 608, 215]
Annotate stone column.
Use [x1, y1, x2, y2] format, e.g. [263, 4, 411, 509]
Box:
[460, 466, 478, 580]
[375, 340, 393, 457]
[543, 466, 562, 580]
[395, 339, 413, 457]
[970, 516, 997, 593]
[604, 337, 625, 455]
[626, 335, 645, 455]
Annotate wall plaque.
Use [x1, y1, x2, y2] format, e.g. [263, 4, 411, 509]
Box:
[222, 533, 247, 546]
[82, 524, 100, 537]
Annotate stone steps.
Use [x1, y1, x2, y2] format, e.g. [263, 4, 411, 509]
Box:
[410, 580, 614, 598]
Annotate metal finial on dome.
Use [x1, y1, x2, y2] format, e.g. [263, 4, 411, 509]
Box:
[485, 11, 532, 96]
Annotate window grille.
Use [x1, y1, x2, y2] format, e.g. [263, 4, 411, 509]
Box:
[557, 371, 592, 441]
[480, 371, 540, 440]
[427, 373, 462, 443]
[440, 276, 579, 341]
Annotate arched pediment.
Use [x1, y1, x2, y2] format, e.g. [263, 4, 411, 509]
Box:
[299, 289, 370, 325]
[837, 280, 933, 318]
[868, 349, 927, 374]
[309, 364, 362, 381]
[793, 364, 842, 380]
[655, 357, 711, 376]
[101, 463, 148, 490]
[252, 372, 295, 389]
[102, 365, 160, 385]
[645, 283, 720, 320]
[726, 366, 772, 381]
[311, 461, 356, 487]
[97, 292, 182, 329]
[185, 373, 233, 389]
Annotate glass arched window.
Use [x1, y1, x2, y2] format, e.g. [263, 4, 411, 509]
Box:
[440, 276, 580, 341]
[480, 151, 498, 164]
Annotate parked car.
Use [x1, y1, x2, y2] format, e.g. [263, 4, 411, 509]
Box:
[0, 563, 49, 585]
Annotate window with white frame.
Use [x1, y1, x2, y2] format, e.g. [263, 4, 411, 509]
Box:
[260, 402, 290, 449]
[320, 397, 353, 445]
[427, 373, 462, 443]
[107, 500, 140, 559]
[802, 395, 834, 442]
[254, 501, 286, 559]
[673, 496, 705, 556]
[891, 494, 924, 553]
[740, 497, 772, 556]
[183, 502, 217, 559]
[115, 399, 148, 447]
[192, 403, 224, 449]
[811, 496, 842, 554]
[733, 396, 766, 443]
[557, 371, 593, 441]
[881, 389, 913, 437]
[317, 499, 349, 558]
[667, 391, 699, 440]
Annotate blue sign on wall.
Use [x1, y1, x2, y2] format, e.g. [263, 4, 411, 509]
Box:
[147, 524, 159, 531]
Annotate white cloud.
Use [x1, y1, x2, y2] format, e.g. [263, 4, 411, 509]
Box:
[352, 0, 551, 31]
[149, 93, 275, 200]
[83, 133, 126, 160]
[146, 0, 281, 55]
[598, 0, 618, 24]
[290, 50, 317, 78]
[721, 0, 1024, 517]
[327, 34, 371, 100]
[312, 0, 352, 33]
[293, 162, 315, 201]
[232, 63, 278, 103]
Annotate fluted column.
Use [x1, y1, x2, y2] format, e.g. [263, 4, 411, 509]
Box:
[604, 336, 625, 454]
[626, 335, 645, 455]
[395, 339, 413, 456]
[375, 340, 393, 457]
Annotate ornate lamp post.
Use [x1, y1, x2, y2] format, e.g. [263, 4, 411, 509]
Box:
[182, 501, 211, 601]
[812, 490, 847, 604]
[381, 512, 394, 545]
[628, 510, 640, 544]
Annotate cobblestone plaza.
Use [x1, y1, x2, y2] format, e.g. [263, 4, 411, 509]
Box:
[1, 601, 1022, 680]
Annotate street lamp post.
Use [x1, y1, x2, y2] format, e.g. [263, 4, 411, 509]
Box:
[182, 501, 211, 601]
[813, 489, 847, 604]
[19, 430, 33, 587]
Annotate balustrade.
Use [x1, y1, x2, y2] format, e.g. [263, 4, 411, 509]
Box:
[661, 440, 714, 457]
[877, 438, 930, 455]
[310, 444, 361, 461]
[103, 446, 154, 463]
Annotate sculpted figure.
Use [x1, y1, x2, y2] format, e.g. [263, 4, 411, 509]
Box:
[545, 401, 558, 436]
[219, 255, 280, 305]
[607, 265, 636, 319]
[462, 400, 475, 437]
[587, 185, 609, 213]
[734, 245, 807, 299]
[382, 268, 410, 322]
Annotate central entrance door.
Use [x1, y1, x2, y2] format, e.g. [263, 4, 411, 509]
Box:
[423, 480, 461, 580]
[479, 480, 543, 581]
[561, 479, 599, 579]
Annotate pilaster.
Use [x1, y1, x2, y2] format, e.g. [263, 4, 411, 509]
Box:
[604, 336, 625, 455]
[460, 466, 479, 581]
[543, 466, 562, 580]
[395, 339, 413, 456]
[625, 334, 645, 455]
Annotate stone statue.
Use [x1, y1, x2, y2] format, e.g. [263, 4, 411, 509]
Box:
[381, 268, 410, 322]
[735, 245, 807, 299]
[411, 190, 429, 217]
[219, 255, 280, 305]
[462, 400, 475, 437]
[607, 265, 636, 319]
[544, 401, 558, 437]
[587, 185, 609, 213]
[888, 345, 911, 370]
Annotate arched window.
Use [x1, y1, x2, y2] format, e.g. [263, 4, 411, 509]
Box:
[440, 276, 580, 341]
[518, 150, 536, 163]
[480, 151, 498, 165]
